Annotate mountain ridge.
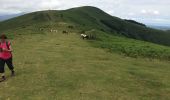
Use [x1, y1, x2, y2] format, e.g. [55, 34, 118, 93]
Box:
[0, 6, 170, 46]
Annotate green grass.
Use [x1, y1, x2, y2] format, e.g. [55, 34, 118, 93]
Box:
[0, 6, 170, 99]
[87, 30, 170, 60]
[0, 30, 170, 100]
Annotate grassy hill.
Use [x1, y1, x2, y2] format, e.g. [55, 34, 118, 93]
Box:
[0, 31, 169, 100]
[0, 6, 170, 46]
[0, 6, 170, 60]
[0, 6, 170, 100]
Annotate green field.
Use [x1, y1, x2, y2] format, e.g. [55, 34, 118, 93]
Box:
[0, 6, 170, 100]
[1, 6, 170, 46]
[0, 31, 170, 100]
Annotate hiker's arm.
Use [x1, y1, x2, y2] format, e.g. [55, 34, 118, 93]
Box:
[2, 44, 12, 52]
[8, 45, 12, 52]
[2, 47, 12, 52]
[2, 48, 8, 51]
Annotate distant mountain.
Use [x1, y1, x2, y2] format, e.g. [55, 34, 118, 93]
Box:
[0, 6, 170, 46]
[148, 25, 170, 31]
[124, 19, 146, 27]
[0, 13, 24, 21]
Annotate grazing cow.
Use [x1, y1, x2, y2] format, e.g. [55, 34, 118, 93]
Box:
[81, 34, 89, 39]
[68, 25, 74, 29]
[63, 31, 69, 35]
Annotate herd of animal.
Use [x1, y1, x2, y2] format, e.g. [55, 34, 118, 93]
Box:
[40, 28, 96, 40]
[50, 29, 58, 33]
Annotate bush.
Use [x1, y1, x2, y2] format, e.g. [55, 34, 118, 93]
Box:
[89, 32, 170, 60]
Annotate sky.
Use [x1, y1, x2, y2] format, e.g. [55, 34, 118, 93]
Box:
[0, 0, 170, 26]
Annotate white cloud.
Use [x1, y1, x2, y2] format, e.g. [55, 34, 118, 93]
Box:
[141, 9, 160, 15]
[141, 10, 147, 14]
[128, 12, 135, 16]
[153, 10, 160, 15]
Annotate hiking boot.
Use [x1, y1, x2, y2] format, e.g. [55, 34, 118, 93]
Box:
[0, 76, 6, 82]
[11, 71, 15, 77]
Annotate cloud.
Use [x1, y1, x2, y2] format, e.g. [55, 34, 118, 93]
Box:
[141, 9, 160, 15]
[0, 0, 169, 25]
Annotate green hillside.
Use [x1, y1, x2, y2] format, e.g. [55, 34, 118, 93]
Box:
[0, 30, 170, 100]
[0, 6, 170, 46]
[0, 6, 170, 100]
[0, 6, 170, 60]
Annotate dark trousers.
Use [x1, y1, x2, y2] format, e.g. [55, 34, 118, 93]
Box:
[0, 58, 14, 73]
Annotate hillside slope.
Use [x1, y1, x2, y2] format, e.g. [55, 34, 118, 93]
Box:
[0, 31, 170, 100]
[0, 6, 170, 46]
[0, 6, 170, 99]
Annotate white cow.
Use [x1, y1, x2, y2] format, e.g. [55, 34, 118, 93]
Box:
[81, 34, 89, 39]
[50, 29, 58, 33]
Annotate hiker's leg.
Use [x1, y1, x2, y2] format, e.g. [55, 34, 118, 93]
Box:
[6, 58, 15, 76]
[0, 59, 6, 81]
[6, 58, 14, 71]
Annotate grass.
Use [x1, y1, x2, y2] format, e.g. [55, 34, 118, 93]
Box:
[86, 30, 170, 60]
[0, 30, 170, 100]
[0, 6, 170, 100]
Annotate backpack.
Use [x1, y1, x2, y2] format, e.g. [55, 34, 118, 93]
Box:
[6, 41, 10, 50]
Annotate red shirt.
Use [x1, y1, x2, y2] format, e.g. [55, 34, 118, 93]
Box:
[0, 41, 12, 60]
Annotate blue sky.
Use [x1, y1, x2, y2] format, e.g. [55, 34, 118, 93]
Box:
[0, 0, 170, 26]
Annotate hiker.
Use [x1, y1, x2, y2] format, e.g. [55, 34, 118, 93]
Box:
[0, 34, 15, 82]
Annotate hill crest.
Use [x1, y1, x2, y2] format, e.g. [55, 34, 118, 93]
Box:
[0, 6, 170, 46]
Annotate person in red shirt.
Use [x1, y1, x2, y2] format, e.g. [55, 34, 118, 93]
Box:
[0, 34, 15, 82]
